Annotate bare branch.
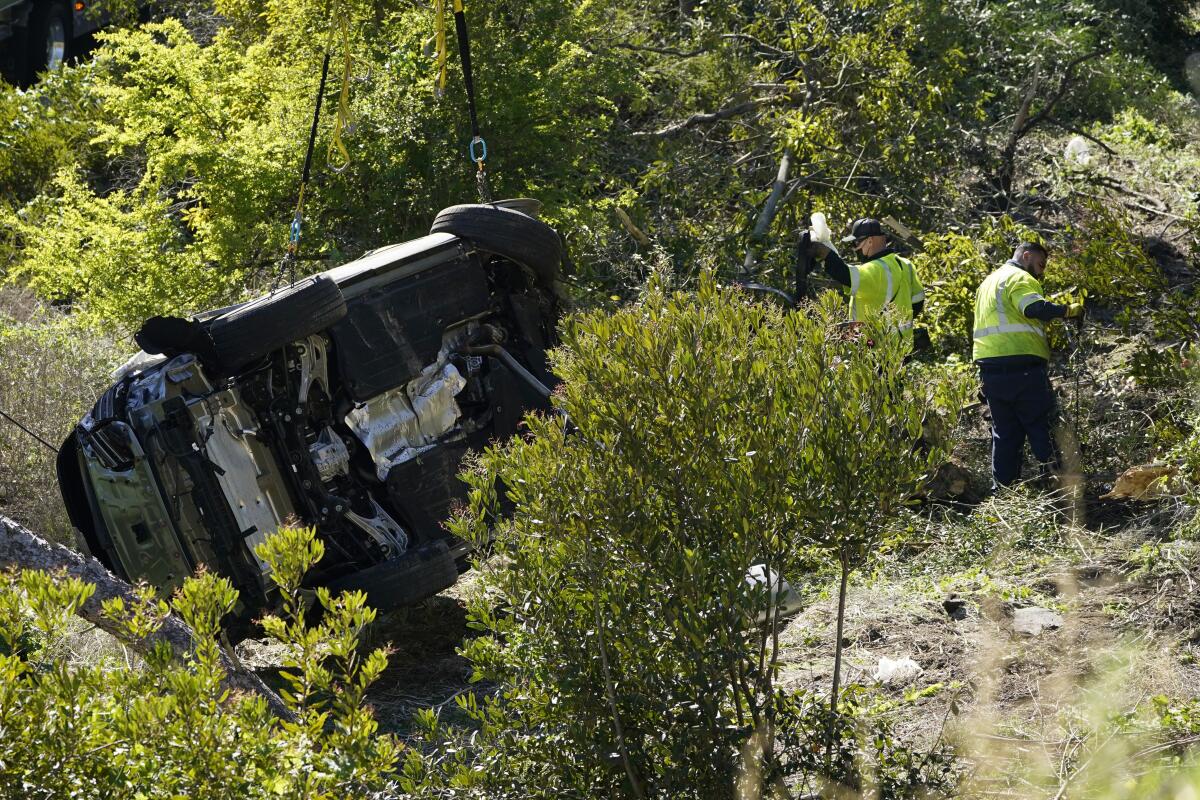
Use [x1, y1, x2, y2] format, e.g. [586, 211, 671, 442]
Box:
[637, 92, 794, 138]
[1020, 49, 1105, 137]
[609, 41, 709, 58]
[720, 33, 790, 59]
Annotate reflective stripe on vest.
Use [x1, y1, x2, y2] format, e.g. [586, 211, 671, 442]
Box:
[972, 263, 1051, 361]
[849, 255, 897, 322]
[974, 273, 1045, 340]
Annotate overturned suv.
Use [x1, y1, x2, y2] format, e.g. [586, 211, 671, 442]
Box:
[57, 203, 561, 634]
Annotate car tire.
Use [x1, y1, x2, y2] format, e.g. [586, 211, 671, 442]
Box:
[430, 203, 563, 288]
[205, 276, 347, 374]
[326, 540, 459, 610]
[23, 1, 71, 83]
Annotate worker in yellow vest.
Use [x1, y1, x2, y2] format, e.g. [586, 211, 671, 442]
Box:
[973, 242, 1083, 487]
[809, 218, 925, 349]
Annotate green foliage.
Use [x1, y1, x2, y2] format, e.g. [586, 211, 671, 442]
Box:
[0, 525, 400, 798]
[1055, 200, 1163, 304]
[405, 273, 968, 797]
[0, 67, 101, 209]
[2, 0, 635, 328]
[773, 687, 960, 797]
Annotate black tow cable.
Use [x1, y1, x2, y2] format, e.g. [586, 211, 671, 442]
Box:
[0, 406, 58, 454]
[279, 8, 337, 288]
[451, 0, 492, 202]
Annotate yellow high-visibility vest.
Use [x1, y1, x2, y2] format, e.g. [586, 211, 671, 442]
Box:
[972, 261, 1050, 361]
[847, 252, 925, 348]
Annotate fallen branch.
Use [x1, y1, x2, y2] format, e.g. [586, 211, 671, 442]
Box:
[637, 92, 794, 138]
[614, 207, 651, 248]
[0, 515, 292, 720]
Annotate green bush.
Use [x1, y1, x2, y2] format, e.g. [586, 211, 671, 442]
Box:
[401, 274, 967, 797]
[0, 525, 400, 798]
[2, 0, 635, 329]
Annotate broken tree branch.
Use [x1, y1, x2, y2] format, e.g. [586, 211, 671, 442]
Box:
[638, 92, 794, 138]
[741, 150, 793, 276]
[1020, 49, 1105, 137]
[0, 515, 293, 720]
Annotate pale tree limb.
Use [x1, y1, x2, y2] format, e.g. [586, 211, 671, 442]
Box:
[614, 207, 651, 248]
[637, 92, 794, 138]
[741, 150, 793, 277]
[0, 515, 292, 720]
[998, 63, 1042, 198]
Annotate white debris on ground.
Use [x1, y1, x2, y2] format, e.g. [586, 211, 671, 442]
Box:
[1064, 135, 1094, 168]
[745, 563, 803, 624]
[873, 656, 923, 686]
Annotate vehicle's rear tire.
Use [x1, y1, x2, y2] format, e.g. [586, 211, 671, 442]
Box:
[23, 2, 71, 83]
[430, 203, 563, 288]
[206, 276, 347, 374]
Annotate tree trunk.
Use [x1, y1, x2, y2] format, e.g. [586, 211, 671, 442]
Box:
[997, 65, 1041, 204]
[826, 549, 851, 768]
[0, 515, 292, 720]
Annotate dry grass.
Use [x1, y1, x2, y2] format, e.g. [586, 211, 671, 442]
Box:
[0, 287, 124, 543]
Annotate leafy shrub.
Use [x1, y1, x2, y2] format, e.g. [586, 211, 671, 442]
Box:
[2, 1, 635, 329]
[0, 525, 400, 798]
[403, 273, 967, 797]
[772, 687, 960, 798]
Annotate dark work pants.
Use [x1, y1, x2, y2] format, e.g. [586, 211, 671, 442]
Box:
[979, 364, 1057, 488]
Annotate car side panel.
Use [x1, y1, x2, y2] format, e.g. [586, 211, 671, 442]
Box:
[79, 434, 192, 593]
[329, 253, 491, 402]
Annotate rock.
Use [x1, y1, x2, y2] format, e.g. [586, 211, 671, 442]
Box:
[942, 595, 968, 621]
[1012, 606, 1064, 636]
[873, 656, 922, 686]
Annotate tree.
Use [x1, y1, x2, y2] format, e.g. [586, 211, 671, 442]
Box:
[784, 298, 968, 760]
[424, 274, 966, 797]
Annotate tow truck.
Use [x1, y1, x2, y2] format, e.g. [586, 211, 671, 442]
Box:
[0, 0, 110, 84]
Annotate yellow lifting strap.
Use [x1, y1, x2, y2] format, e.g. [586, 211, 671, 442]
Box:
[327, 12, 353, 173]
[434, 0, 465, 98]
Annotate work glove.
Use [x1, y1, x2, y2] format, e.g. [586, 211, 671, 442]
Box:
[1065, 303, 1084, 319]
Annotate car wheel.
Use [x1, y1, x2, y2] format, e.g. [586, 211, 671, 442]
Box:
[24, 2, 70, 82]
[430, 203, 563, 288]
[205, 276, 348, 374]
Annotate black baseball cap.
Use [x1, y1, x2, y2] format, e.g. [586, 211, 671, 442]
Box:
[841, 218, 885, 244]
